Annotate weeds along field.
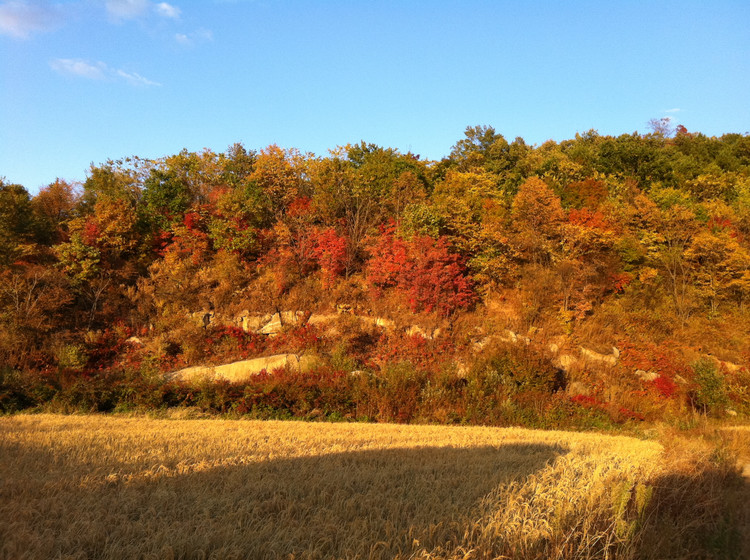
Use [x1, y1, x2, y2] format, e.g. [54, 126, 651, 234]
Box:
[0, 414, 745, 560]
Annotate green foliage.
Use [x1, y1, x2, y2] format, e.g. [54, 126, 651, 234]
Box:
[470, 345, 564, 396]
[692, 358, 729, 415]
[0, 180, 37, 265]
[140, 168, 194, 232]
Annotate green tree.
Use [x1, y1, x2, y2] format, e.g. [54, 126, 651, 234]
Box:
[0, 180, 37, 266]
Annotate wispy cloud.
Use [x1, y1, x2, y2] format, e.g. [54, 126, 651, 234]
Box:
[50, 58, 107, 80]
[105, 0, 150, 21]
[50, 57, 160, 86]
[154, 1, 179, 19]
[664, 108, 681, 113]
[116, 68, 161, 86]
[107, 0, 183, 21]
[175, 27, 211, 46]
[0, 1, 63, 38]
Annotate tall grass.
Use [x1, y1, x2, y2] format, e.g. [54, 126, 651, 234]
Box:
[2, 415, 746, 559]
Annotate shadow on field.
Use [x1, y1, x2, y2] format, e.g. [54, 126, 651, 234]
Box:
[633, 465, 750, 560]
[1, 441, 566, 560]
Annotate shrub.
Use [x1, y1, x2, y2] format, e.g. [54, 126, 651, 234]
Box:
[691, 358, 729, 415]
[470, 344, 564, 395]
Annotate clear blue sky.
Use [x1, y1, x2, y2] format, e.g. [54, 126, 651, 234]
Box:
[2, 0, 749, 193]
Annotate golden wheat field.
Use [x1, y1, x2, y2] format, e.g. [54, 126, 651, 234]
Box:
[0, 414, 677, 560]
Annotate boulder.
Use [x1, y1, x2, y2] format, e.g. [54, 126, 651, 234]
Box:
[238, 313, 272, 333]
[171, 353, 316, 383]
[580, 346, 618, 366]
[406, 325, 431, 339]
[501, 330, 518, 343]
[359, 316, 396, 330]
[306, 313, 339, 326]
[558, 354, 577, 371]
[635, 369, 660, 382]
[260, 311, 306, 335]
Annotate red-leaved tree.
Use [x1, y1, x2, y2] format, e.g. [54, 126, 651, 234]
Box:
[368, 224, 474, 316]
[313, 227, 349, 289]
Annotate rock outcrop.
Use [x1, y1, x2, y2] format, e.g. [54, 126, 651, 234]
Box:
[171, 353, 316, 383]
[579, 346, 619, 366]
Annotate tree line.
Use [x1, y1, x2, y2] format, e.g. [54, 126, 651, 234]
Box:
[2, 124, 750, 420]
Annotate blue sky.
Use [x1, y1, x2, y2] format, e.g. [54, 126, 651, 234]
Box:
[2, 0, 749, 193]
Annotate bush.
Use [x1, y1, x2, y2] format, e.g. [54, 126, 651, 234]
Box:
[470, 344, 564, 395]
[691, 358, 729, 415]
[0, 368, 35, 413]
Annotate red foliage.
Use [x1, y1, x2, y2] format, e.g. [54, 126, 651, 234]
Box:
[618, 340, 689, 399]
[650, 375, 678, 399]
[82, 219, 102, 246]
[611, 272, 634, 293]
[165, 227, 211, 265]
[368, 225, 409, 290]
[568, 208, 613, 231]
[368, 225, 475, 316]
[183, 211, 204, 232]
[617, 406, 646, 421]
[370, 332, 456, 374]
[286, 196, 313, 218]
[570, 394, 604, 408]
[152, 230, 173, 257]
[707, 215, 743, 241]
[313, 227, 349, 289]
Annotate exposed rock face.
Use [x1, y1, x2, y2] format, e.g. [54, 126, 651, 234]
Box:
[306, 314, 339, 326]
[405, 325, 441, 339]
[579, 346, 618, 366]
[501, 330, 518, 343]
[558, 354, 577, 371]
[171, 353, 316, 383]
[259, 311, 307, 335]
[367, 316, 396, 330]
[237, 312, 272, 333]
[635, 369, 660, 382]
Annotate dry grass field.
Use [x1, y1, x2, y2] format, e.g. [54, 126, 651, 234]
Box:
[0, 414, 745, 560]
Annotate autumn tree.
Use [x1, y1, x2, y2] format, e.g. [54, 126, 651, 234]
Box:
[32, 179, 79, 244]
[685, 231, 750, 314]
[510, 177, 565, 264]
[250, 144, 308, 218]
[0, 180, 37, 266]
[0, 265, 72, 368]
[368, 225, 474, 316]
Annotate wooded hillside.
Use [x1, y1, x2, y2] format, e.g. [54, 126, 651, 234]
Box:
[3, 123, 750, 425]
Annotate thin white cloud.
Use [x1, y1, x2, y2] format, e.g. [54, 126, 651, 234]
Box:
[0, 1, 63, 38]
[154, 1, 179, 19]
[51, 57, 160, 86]
[105, 0, 149, 21]
[50, 58, 107, 80]
[116, 68, 161, 86]
[665, 108, 681, 113]
[175, 27, 211, 46]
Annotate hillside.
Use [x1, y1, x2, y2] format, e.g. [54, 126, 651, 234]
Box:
[2, 125, 750, 425]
